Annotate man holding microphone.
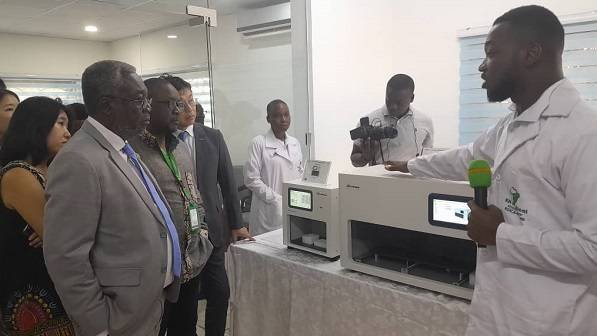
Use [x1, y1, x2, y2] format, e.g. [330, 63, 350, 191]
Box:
[386, 6, 597, 335]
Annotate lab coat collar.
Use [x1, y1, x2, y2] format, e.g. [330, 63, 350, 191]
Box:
[513, 78, 574, 123]
[265, 128, 292, 162]
[265, 128, 287, 148]
[542, 78, 579, 118]
[493, 79, 578, 172]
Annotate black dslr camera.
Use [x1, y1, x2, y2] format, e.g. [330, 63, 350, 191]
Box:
[350, 117, 398, 141]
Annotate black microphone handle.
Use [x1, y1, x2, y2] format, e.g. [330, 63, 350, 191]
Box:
[474, 188, 488, 209]
[473, 187, 487, 248]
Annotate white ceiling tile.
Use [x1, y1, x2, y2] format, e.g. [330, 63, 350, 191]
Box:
[88, 0, 150, 8]
[135, 2, 189, 15]
[1, 0, 76, 12]
[0, 4, 49, 18]
[47, 2, 123, 18]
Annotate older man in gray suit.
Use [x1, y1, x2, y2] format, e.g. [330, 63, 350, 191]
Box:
[43, 60, 181, 336]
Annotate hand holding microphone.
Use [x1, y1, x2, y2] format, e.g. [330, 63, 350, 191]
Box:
[467, 160, 504, 246]
[468, 160, 491, 209]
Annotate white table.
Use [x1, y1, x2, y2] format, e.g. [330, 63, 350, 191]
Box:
[227, 229, 470, 336]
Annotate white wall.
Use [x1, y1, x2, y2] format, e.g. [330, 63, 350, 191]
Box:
[303, 0, 597, 176]
[0, 33, 110, 77]
[110, 35, 141, 71]
[110, 25, 208, 75]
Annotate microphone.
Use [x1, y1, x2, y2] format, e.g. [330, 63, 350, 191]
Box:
[468, 160, 492, 248]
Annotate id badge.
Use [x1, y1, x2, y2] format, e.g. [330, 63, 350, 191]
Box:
[189, 203, 200, 233]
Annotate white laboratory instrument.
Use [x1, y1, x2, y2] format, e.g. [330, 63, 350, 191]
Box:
[339, 166, 476, 299]
[283, 179, 340, 259]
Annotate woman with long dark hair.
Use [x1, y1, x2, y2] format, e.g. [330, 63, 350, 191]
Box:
[0, 97, 74, 335]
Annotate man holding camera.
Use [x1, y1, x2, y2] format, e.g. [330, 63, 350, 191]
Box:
[350, 74, 434, 166]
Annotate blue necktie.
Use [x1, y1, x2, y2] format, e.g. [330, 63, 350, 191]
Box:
[178, 131, 194, 160]
[178, 131, 189, 142]
[122, 143, 181, 277]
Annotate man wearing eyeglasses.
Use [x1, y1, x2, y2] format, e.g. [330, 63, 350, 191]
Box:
[44, 60, 181, 336]
[162, 75, 253, 336]
[129, 78, 214, 336]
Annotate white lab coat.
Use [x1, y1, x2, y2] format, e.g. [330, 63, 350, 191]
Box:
[408, 79, 597, 336]
[245, 129, 303, 236]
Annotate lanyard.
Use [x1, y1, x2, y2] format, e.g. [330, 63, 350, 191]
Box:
[160, 148, 192, 201]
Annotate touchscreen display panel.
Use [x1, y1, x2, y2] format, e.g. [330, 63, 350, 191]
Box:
[289, 189, 312, 211]
[432, 199, 470, 226]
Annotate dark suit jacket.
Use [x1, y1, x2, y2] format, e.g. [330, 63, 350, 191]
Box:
[193, 124, 242, 247]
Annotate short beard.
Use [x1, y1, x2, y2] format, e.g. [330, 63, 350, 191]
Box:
[486, 74, 515, 103]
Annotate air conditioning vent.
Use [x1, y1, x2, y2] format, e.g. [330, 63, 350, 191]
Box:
[236, 3, 291, 37]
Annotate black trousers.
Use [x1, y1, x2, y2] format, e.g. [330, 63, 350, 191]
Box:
[198, 245, 230, 336]
[159, 274, 201, 336]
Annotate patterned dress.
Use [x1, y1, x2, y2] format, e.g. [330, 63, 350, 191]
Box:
[0, 161, 75, 336]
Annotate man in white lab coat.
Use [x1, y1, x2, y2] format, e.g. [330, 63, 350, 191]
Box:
[386, 5, 597, 336]
[245, 99, 303, 236]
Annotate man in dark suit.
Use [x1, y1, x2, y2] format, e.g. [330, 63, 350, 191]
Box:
[44, 61, 181, 336]
[163, 75, 252, 336]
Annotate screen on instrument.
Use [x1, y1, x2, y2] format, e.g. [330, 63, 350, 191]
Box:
[289, 188, 313, 211]
[428, 193, 473, 230]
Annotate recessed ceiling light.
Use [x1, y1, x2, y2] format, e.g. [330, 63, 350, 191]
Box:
[84, 25, 98, 33]
[167, 35, 178, 39]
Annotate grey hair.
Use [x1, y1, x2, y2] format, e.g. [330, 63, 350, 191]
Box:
[81, 60, 136, 117]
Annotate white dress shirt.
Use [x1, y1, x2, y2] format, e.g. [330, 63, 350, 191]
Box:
[177, 124, 196, 163]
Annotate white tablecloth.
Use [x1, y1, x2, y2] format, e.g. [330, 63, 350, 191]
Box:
[227, 229, 470, 336]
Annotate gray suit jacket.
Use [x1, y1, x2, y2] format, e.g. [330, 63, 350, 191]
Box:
[43, 121, 180, 336]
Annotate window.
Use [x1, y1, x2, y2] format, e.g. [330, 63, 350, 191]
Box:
[3, 71, 213, 128]
[176, 71, 212, 128]
[3, 77, 83, 105]
[459, 19, 597, 145]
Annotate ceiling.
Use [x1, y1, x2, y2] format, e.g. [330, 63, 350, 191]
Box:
[0, 0, 287, 42]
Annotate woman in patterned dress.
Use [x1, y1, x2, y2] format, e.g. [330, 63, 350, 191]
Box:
[0, 97, 74, 335]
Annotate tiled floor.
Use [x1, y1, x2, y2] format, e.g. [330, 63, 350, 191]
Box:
[195, 300, 230, 336]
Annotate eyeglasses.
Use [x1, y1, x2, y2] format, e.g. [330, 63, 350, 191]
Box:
[152, 99, 184, 111]
[105, 95, 151, 110]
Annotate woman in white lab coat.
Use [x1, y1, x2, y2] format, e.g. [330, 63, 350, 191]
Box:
[387, 7, 597, 335]
[244, 100, 303, 236]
